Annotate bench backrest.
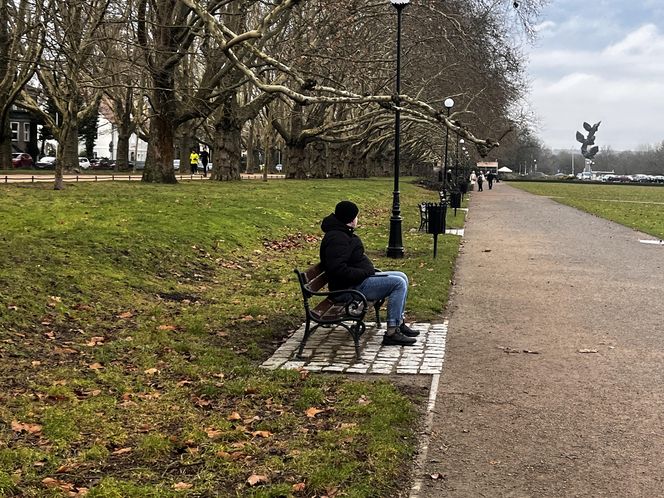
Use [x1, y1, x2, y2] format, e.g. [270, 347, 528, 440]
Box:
[294, 263, 328, 297]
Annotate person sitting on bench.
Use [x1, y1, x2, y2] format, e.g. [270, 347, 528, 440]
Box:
[319, 200, 418, 346]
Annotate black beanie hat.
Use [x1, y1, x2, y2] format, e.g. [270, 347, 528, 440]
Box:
[335, 200, 359, 224]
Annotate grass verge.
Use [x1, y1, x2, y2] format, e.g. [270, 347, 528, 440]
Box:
[0, 178, 462, 497]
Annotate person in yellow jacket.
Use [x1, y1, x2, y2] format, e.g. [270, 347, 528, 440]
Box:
[189, 149, 199, 174]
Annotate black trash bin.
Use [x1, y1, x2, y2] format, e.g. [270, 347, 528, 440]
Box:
[450, 190, 462, 211]
[425, 202, 447, 258]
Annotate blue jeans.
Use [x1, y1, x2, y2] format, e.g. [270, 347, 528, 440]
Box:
[353, 271, 408, 327]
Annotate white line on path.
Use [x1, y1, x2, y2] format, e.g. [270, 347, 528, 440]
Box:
[409, 373, 441, 497]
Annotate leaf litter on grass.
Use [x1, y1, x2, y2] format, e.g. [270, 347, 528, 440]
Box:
[0, 179, 453, 496]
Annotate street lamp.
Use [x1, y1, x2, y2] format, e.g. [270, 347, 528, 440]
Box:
[441, 97, 454, 200]
[455, 137, 464, 188]
[386, 0, 410, 259]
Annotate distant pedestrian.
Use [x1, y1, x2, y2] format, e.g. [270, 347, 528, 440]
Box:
[200, 148, 209, 177]
[189, 149, 199, 175]
[487, 171, 496, 189]
[470, 170, 477, 191]
[477, 172, 484, 192]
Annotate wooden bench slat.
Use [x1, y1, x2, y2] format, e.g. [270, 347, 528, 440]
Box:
[294, 265, 383, 359]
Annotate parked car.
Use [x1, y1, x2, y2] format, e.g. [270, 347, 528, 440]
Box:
[78, 157, 91, 170]
[35, 156, 57, 169]
[89, 158, 111, 170]
[12, 152, 33, 168]
[108, 160, 134, 170]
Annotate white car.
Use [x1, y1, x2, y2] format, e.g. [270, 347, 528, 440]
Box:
[78, 157, 91, 170]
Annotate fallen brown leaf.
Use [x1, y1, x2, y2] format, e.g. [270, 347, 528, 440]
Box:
[292, 482, 306, 492]
[578, 349, 598, 354]
[11, 420, 43, 434]
[172, 482, 193, 490]
[246, 474, 268, 486]
[88, 363, 103, 370]
[205, 428, 223, 439]
[227, 411, 242, 421]
[118, 311, 133, 319]
[144, 368, 159, 375]
[305, 407, 324, 418]
[298, 368, 310, 380]
[251, 430, 272, 438]
[42, 477, 73, 492]
[158, 325, 177, 331]
[357, 395, 371, 405]
[56, 462, 80, 473]
[54, 347, 78, 354]
[111, 447, 132, 455]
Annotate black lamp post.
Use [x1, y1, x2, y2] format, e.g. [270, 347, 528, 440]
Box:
[454, 136, 462, 189]
[386, 0, 410, 259]
[441, 97, 454, 200]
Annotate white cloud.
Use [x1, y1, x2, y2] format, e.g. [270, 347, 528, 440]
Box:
[527, 23, 664, 150]
[533, 20, 556, 33]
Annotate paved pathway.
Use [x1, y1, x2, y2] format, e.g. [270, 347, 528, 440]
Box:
[261, 321, 447, 375]
[416, 182, 664, 497]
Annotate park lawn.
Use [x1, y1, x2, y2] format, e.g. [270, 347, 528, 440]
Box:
[0, 178, 462, 497]
[511, 182, 664, 239]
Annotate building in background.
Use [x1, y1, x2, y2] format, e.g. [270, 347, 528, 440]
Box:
[93, 115, 148, 163]
[9, 103, 39, 159]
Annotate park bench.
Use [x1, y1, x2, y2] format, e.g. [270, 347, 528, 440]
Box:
[418, 202, 428, 231]
[294, 263, 384, 359]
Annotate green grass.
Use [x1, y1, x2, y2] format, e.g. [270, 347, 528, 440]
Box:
[511, 182, 664, 239]
[0, 178, 462, 497]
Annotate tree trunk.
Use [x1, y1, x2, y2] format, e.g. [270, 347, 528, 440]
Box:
[246, 121, 256, 173]
[285, 142, 308, 179]
[116, 131, 131, 171]
[143, 84, 177, 183]
[0, 114, 11, 168]
[211, 94, 242, 181]
[308, 141, 326, 178]
[211, 120, 241, 181]
[53, 120, 78, 189]
[264, 133, 273, 181]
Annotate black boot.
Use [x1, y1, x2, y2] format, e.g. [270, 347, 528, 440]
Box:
[400, 322, 420, 337]
[382, 329, 417, 346]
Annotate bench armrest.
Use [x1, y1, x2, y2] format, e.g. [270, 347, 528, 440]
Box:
[307, 288, 369, 317]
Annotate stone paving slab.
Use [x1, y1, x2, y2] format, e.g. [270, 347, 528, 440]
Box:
[261, 321, 448, 375]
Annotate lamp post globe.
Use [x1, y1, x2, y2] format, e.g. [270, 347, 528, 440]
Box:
[386, 0, 410, 258]
[442, 98, 454, 200]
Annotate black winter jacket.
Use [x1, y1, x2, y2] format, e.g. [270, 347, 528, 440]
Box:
[319, 213, 375, 291]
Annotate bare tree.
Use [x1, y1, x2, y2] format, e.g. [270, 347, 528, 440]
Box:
[0, 0, 46, 166]
[186, 0, 545, 177]
[19, 0, 108, 189]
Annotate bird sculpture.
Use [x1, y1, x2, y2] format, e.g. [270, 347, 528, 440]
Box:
[576, 121, 601, 159]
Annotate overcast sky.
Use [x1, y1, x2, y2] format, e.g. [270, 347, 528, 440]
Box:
[525, 0, 664, 151]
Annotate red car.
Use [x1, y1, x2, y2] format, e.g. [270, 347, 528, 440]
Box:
[12, 152, 33, 168]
